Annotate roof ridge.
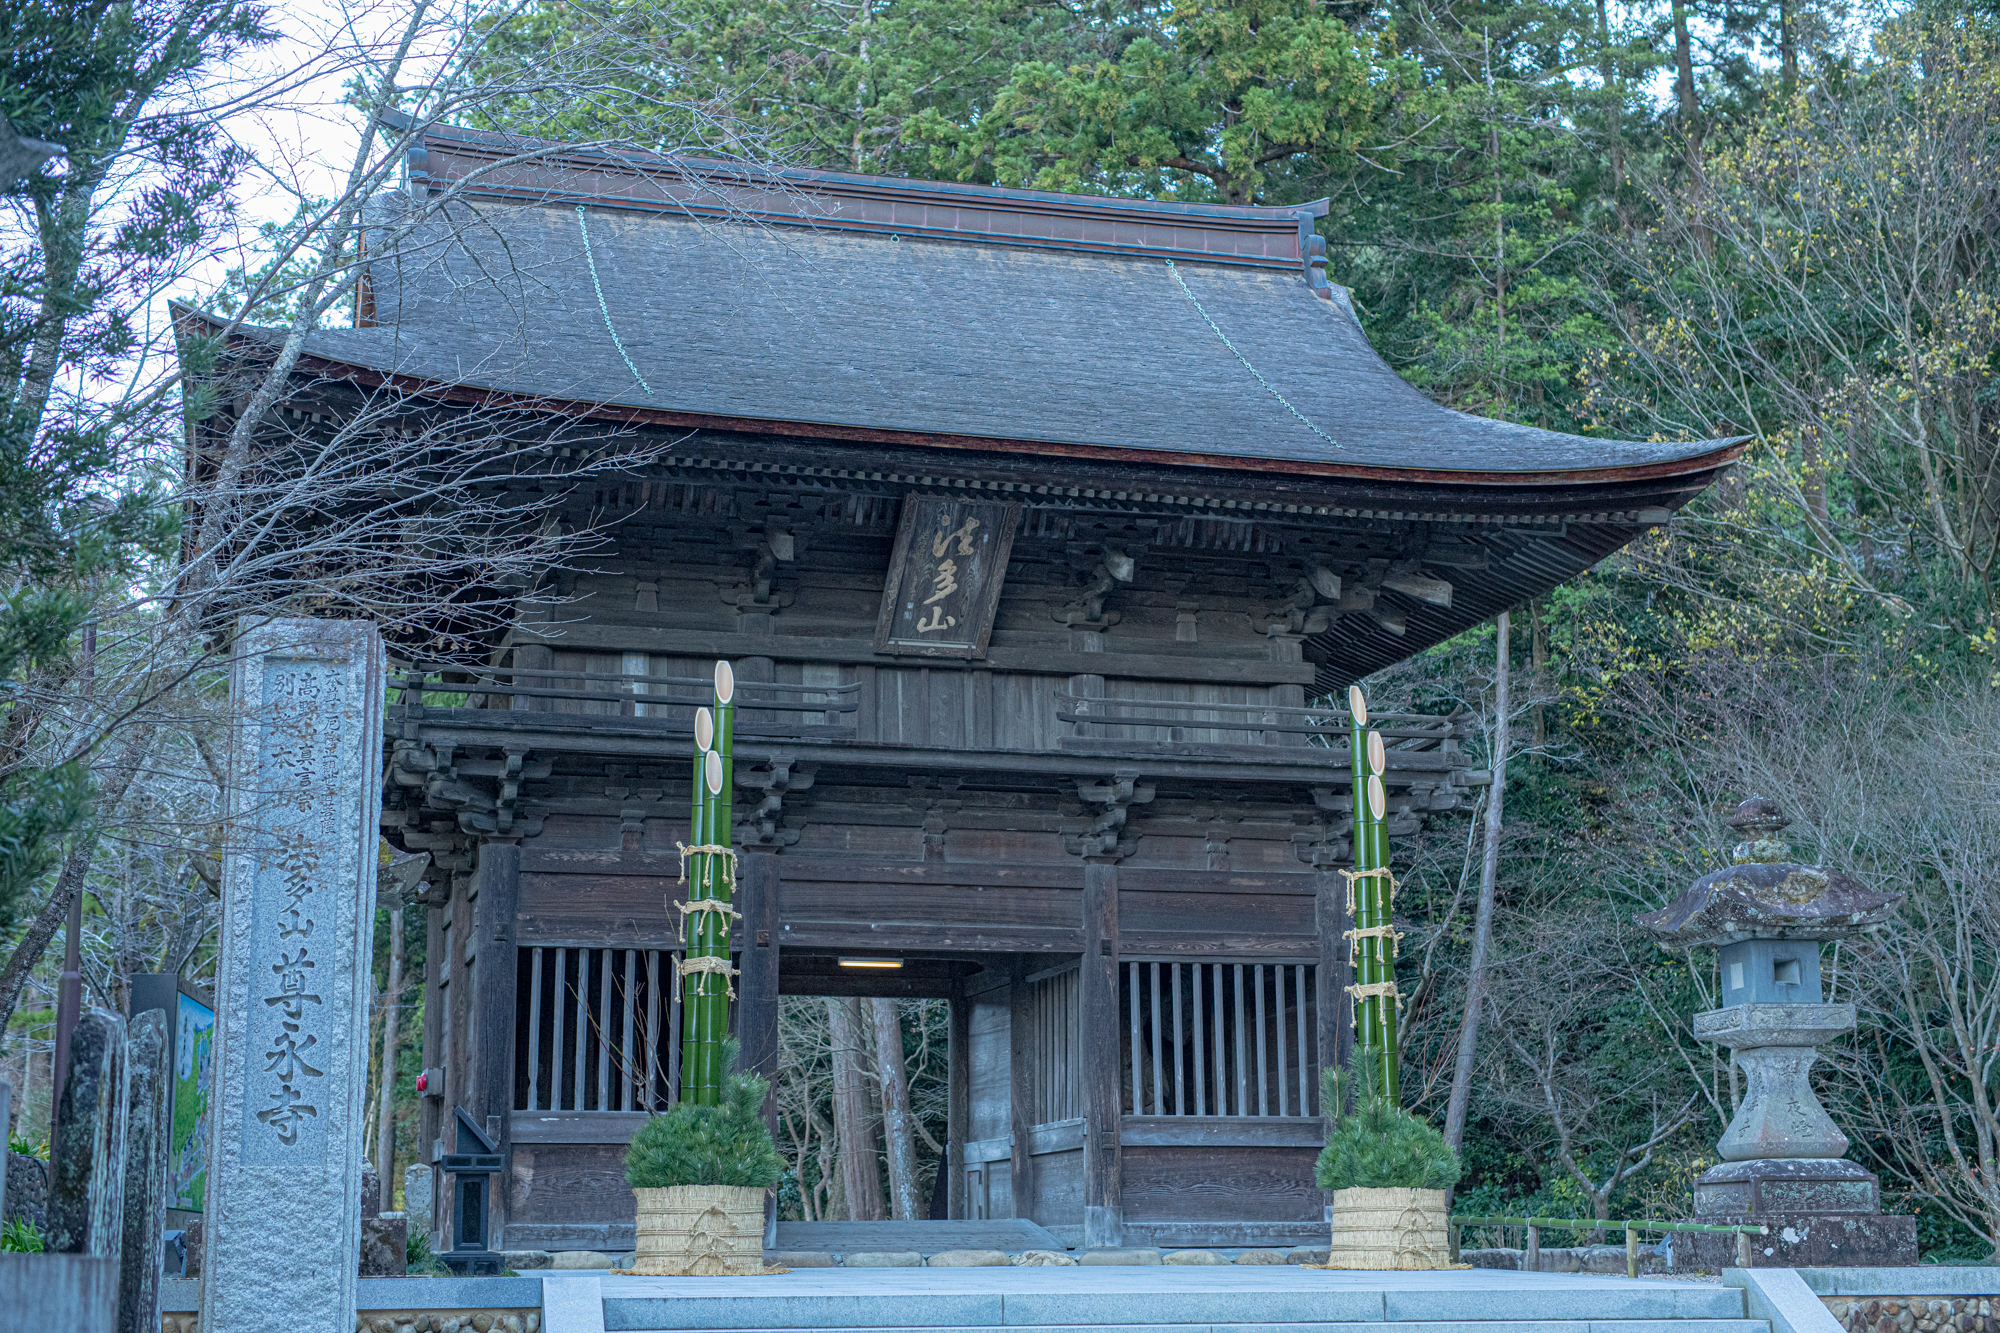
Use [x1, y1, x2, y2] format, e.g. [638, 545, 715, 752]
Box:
[394, 116, 1330, 272]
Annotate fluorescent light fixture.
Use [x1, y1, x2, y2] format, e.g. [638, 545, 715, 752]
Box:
[838, 957, 903, 969]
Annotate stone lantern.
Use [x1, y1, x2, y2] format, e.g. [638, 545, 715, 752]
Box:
[1635, 797, 1916, 1267]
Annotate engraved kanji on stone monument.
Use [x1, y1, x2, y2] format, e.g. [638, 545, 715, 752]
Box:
[201, 619, 383, 1333]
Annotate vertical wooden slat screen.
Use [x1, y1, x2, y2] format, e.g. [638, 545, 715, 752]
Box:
[516, 946, 684, 1112]
[1028, 965, 1080, 1125]
[1120, 961, 1319, 1117]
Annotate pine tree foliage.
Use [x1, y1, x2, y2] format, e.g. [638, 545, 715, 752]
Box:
[1316, 1063, 1463, 1192]
[626, 1044, 784, 1189]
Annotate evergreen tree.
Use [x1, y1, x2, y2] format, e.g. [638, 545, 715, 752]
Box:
[0, 0, 271, 933]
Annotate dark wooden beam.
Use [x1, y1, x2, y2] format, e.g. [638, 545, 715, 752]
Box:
[471, 841, 521, 1244]
[1315, 870, 1352, 1112]
[517, 625, 1317, 687]
[398, 711, 1464, 787]
[1080, 863, 1122, 1248]
[1007, 957, 1036, 1223]
[948, 980, 971, 1221]
[420, 895, 446, 1238]
[735, 851, 781, 1086]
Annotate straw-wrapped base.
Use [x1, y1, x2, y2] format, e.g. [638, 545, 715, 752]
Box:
[1325, 1186, 1453, 1270]
[631, 1185, 769, 1276]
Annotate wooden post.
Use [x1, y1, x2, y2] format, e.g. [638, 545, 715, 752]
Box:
[510, 645, 552, 711]
[1736, 1229, 1753, 1268]
[735, 851, 781, 1089]
[420, 891, 446, 1240]
[1526, 1224, 1540, 1273]
[472, 841, 520, 1248]
[736, 848, 780, 1251]
[1625, 1227, 1638, 1278]
[947, 981, 970, 1220]
[1314, 870, 1353, 1112]
[1006, 958, 1036, 1221]
[1080, 862, 1122, 1250]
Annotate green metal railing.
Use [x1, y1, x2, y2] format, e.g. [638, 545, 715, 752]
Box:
[1449, 1215, 1770, 1278]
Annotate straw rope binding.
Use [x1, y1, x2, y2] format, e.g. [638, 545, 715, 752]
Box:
[1338, 866, 1396, 914]
[674, 954, 738, 998]
[673, 897, 742, 943]
[1343, 924, 1405, 965]
[676, 841, 738, 883]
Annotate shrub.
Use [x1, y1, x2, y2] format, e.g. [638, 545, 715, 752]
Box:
[1314, 1066, 1462, 1192]
[625, 1048, 783, 1190]
[1, 1218, 45, 1253]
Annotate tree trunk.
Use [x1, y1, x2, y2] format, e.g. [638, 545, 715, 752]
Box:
[1529, 601, 1547, 757]
[871, 998, 922, 1220]
[1444, 610, 1509, 1152]
[376, 906, 405, 1213]
[827, 997, 884, 1221]
[1779, 0, 1797, 93]
[1671, 0, 1702, 171]
[1595, 0, 1626, 214]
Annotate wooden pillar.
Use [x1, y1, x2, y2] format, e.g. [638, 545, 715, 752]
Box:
[510, 645, 552, 711]
[947, 979, 971, 1220]
[420, 888, 446, 1239]
[734, 849, 781, 1249]
[1081, 862, 1122, 1249]
[735, 851, 781, 1086]
[1315, 869, 1354, 1108]
[472, 841, 520, 1247]
[1006, 958, 1036, 1221]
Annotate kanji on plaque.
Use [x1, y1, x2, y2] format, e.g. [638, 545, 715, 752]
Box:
[874, 498, 1020, 658]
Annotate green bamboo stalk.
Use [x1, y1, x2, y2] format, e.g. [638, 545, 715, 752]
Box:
[1346, 686, 1401, 1105]
[681, 706, 716, 1104]
[1346, 687, 1381, 1097]
[679, 663, 738, 1106]
[1365, 737, 1399, 1103]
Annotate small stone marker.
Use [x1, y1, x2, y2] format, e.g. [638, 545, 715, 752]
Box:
[117, 1009, 170, 1333]
[46, 1009, 128, 1256]
[199, 619, 385, 1333]
[404, 1163, 434, 1245]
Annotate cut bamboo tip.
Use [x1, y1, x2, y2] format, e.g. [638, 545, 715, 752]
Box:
[1348, 684, 1368, 724]
[704, 749, 724, 795]
[714, 659, 735, 704]
[695, 706, 715, 750]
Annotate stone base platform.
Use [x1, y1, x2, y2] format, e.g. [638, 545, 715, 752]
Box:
[587, 1265, 1759, 1332]
[1672, 1214, 1917, 1270]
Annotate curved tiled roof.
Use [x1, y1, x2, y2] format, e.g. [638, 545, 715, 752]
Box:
[286, 122, 1738, 489]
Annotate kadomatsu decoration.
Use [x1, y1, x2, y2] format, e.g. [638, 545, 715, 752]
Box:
[626, 662, 783, 1276]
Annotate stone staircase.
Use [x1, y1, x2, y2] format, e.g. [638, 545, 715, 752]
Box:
[545, 1268, 1782, 1333]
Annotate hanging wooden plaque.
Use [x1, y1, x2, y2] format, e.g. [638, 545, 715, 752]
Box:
[873, 497, 1021, 659]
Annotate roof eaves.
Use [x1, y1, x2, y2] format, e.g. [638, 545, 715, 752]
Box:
[269, 333, 1746, 492]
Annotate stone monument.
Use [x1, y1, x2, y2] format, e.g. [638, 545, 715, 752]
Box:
[199, 619, 385, 1333]
[1636, 796, 1917, 1267]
